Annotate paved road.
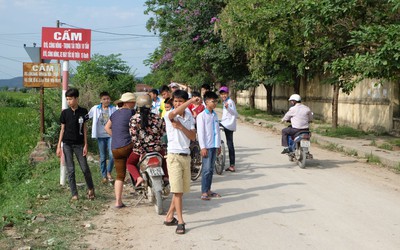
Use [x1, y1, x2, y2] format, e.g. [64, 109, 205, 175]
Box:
[85, 121, 400, 250]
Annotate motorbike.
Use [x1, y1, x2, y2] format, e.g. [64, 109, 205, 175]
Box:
[128, 152, 170, 215]
[287, 131, 313, 168]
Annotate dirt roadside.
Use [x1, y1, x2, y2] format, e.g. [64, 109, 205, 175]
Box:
[81, 118, 400, 250]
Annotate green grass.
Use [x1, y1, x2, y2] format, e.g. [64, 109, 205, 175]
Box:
[395, 163, 400, 173]
[366, 153, 381, 164]
[236, 105, 282, 122]
[345, 149, 358, 157]
[0, 91, 113, 249]
[314, 125, 367, 138]
[322, 142, 344, 152]
[0, 157, 112, 249]
[0, 107, 39, 186]
[378, 143, 394, 151]
[389, 139, 400, 147]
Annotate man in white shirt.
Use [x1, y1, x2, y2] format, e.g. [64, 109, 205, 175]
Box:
[197, 91, 221, 200]
[281, 94, 313, 154]
[163, 89, 199, 235]
[219, 86, 238, 172]
[88, 91, 117, 183]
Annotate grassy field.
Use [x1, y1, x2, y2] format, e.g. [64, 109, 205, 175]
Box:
[0, 91, 113, 249]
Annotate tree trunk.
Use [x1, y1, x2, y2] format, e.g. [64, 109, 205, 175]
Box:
[229, 80, 237, 104]
[332, 83, 340, 129]
[249, 86, 256, 109]
[293, 72, 301, 94]
[263, 84, 273, 114]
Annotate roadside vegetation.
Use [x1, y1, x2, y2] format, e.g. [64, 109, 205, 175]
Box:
[0, 54, 136, 249]
[0, 92, 108, 248]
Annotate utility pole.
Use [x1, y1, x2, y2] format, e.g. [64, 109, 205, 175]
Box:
[57, 19, 68, 186]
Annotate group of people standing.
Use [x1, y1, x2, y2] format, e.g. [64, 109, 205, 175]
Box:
[56, 83, 238, 235]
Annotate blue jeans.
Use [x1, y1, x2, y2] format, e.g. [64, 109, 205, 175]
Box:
[97, 137, 114, 178]
[63, 144, 94, 197]
[201, 148, 217, 194]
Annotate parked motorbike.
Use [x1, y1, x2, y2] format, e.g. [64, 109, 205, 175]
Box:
[128, 152, 170, 215]
[287, 131, 313, 168]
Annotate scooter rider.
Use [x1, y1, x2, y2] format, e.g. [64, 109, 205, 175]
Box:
[281, 94, 313, 154]
[127, 94, 168, 187]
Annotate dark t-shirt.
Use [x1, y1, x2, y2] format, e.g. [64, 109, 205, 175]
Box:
[60, 106, 88, 145]
[110, 108, 135, 150]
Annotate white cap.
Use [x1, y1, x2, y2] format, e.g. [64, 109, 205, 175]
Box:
[169, 82, 179, 88]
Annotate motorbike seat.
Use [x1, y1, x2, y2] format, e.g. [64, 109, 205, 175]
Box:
[293, 130, 311, 142]
[138, 152, 163, 168]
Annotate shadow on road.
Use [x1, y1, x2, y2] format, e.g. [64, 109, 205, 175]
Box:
[188, 204, 309, 231]
[185, 182, 306, 215]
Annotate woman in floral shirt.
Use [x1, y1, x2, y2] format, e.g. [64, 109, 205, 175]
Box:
[127, 95, 167, 187]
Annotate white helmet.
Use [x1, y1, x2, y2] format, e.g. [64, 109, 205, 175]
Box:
[136, 94, 152, 108]
[288, 94, 301, 102]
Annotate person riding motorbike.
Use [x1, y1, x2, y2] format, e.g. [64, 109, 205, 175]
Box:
[127, 94, 168, 187]
[281, 94, 313, 154]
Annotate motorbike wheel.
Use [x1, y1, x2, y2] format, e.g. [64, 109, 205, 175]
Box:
[154, 190, 163, 215]
[297, 147, 307, 169]
[215, 140, 225, 175]
[190, 142, 202, 181]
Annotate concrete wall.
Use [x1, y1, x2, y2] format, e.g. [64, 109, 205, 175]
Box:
[236, 77, 399, 132]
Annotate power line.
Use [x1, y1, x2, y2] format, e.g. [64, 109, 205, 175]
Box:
[0, 32, 38, 36]
[0, 68, 17, 78]
[61, 22, 158, 38]
[0, 55, 23, 63]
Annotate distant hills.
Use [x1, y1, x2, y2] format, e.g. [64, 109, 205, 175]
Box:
[0, 76, 144, 89]
[0, 77, 23, 88]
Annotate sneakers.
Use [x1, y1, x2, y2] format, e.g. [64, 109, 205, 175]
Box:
[281, 148, 290, 154]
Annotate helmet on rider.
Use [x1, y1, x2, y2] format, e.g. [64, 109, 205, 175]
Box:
[288, 94, 301, 102]
[136, 94, 152, 109]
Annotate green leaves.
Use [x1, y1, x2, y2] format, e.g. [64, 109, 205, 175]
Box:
[144, 0, 400, 94]
[71, 53, 136, 107]
[144, 0, 248, 88]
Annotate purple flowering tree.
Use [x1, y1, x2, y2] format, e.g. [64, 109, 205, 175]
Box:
[143, 0, 248, 88]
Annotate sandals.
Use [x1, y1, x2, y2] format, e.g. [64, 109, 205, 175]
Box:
[225, 166, 236, 172]
[87, 189, 95, 200]
[114, 203, 126, 209]
[201, 195, 210, 200]
[176, 223, 185, 234]
[208, 192, 221, 198]
[163, 217, 178, 226]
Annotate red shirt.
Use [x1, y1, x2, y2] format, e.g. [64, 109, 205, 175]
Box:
[188, 103, 205, 118]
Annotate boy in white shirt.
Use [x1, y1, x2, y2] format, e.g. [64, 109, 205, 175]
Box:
[163, 90, 199, 235]
[219, 86, 238, 172]
[197, 91, 221, 200]
[88, 91, 117, 183]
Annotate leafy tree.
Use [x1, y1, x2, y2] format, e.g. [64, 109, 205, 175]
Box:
[330, 1, 400, 82]
[219, 0, 305, 112]
[72, 53, 136, 108]
[299, 0, 399, 127]
[144, 0, 248, 89]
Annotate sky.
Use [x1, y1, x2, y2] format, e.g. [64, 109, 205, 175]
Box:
[0, 0, 160, 79]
